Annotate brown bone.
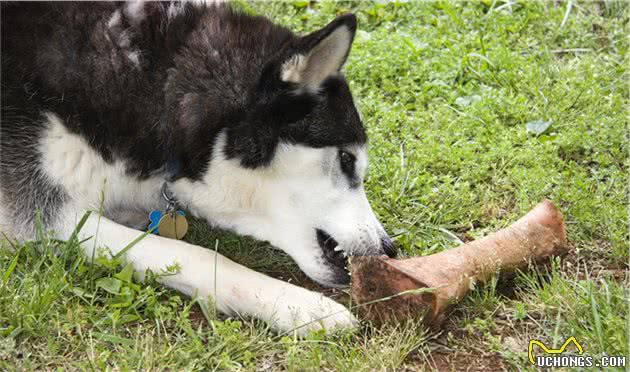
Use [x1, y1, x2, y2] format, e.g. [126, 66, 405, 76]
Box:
[350, 200, 569, 328]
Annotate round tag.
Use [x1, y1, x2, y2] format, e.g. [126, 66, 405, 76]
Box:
[157, 212, 188, 240]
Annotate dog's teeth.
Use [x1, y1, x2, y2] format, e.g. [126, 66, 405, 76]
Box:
[334, 247, 343, 252]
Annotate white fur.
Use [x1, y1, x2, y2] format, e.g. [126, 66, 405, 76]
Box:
[39, 113, 163, 214]
[105, 8, 140, 67]
[123, 1, 146, 26]
[281, 54, 308, 84]
[107, 10, 122, 29]
[125, 50, 141, 67]
[117, 31, 132, 48]
[26, 113, 359, 335]
[167, 2, 191, 20]
[189, 0, 228, 7]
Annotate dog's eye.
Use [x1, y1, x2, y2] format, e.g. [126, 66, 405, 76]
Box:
[339, 150, 356, 175]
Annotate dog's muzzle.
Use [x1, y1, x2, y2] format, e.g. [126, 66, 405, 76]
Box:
[315, 228, 396, 286]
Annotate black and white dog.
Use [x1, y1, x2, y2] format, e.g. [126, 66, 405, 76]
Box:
[1, 2, 395, 334]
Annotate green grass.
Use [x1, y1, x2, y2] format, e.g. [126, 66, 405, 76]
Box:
[1, 1, 628, 370]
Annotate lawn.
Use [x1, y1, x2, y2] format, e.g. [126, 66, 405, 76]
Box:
[1, 1, 628, 370]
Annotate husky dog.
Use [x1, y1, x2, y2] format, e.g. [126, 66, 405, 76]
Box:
[1, 2, 395, 334]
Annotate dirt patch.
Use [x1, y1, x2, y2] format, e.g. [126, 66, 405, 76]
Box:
[417, 351, 506, 372]
[559, 248, 628, 282]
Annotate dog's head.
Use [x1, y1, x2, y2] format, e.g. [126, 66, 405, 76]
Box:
[171, 12, 394, 287]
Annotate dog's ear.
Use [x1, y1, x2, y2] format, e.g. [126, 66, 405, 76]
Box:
[280, 14, 357, 91]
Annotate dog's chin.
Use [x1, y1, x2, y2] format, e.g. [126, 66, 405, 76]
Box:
[308, 266, 351, 288]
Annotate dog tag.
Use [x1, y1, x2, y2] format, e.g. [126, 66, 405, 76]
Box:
[157, 211, 188, 240]
[148, 210, 188, 239]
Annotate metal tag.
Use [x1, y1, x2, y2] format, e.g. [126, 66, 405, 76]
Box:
[157, 211, 188, 240]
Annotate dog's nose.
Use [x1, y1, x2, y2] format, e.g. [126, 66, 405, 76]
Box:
[381, 236, 396, 257]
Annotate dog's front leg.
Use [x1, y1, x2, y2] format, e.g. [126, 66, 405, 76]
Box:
[58, 210, 357, 335]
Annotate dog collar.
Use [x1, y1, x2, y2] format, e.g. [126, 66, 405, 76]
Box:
[160, 182, 178, 213]
[147, 182, 188, 240]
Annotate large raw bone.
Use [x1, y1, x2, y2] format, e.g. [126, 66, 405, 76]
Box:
[350, 200, 569, 328]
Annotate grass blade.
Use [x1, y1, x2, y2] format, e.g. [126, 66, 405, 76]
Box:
[1, 248, 21, 288]
[66, 211, 92, 245]
[113, 227, 155, 260]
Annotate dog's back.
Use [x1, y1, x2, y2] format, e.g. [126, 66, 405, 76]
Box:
[0, 2, 296, 238]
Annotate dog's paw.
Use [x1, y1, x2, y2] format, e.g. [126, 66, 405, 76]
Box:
[266, 288, 358, 336]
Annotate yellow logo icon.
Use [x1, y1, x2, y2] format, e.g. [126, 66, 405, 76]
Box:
[528, 336, 584, 365]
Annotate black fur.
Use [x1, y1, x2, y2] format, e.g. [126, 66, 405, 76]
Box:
[1, 2, 366, 215]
